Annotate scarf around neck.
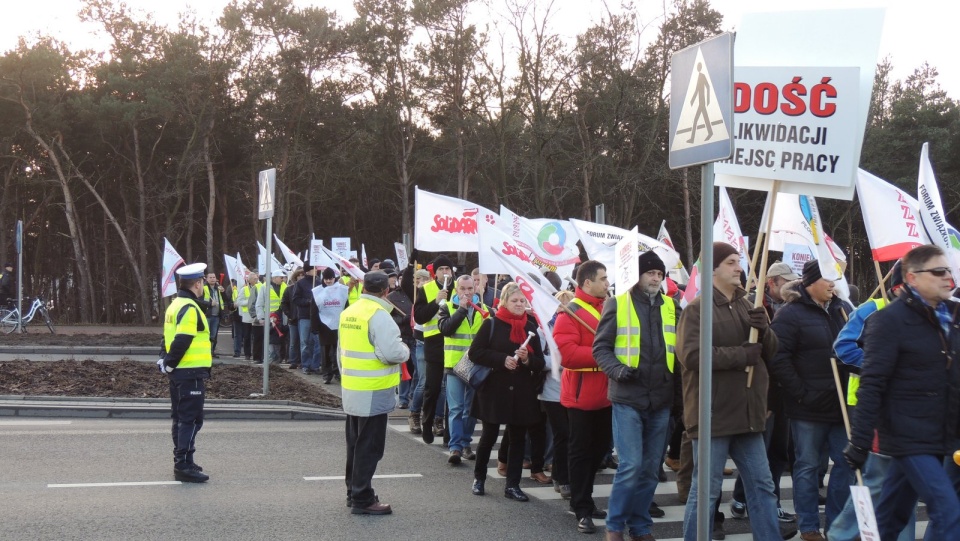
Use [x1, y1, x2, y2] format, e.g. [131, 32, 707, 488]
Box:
[495, 305, 532, 349]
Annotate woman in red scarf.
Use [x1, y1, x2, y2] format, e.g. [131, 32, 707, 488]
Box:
[468, 282, 545, 501]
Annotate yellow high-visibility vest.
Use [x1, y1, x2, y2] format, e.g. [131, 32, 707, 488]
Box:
[163, 296, 212, 369]
[239, 285, 254, 315]
[339, 298, 400, 392]
[421, 280, 442, 338]
[846, 297, 887, 406]
[613, 292, 676, 373]
[442, 301, 487, 368]
[256, 282, 287, 314]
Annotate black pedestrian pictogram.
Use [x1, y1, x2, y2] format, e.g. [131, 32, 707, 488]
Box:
[687, 62, 714, 143]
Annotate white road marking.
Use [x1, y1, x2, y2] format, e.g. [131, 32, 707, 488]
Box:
[48, 481, 182, 488]
[0, 420, 72, 426]
[304, 474, 423, 481]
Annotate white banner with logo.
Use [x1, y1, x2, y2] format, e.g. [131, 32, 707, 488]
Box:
[413, 186, 497, 252]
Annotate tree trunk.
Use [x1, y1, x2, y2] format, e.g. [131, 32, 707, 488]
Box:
[682, 168, 694, 266]
[204, 120, 217, 269]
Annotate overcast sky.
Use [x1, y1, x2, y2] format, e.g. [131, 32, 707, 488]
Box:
[2, 0, 955, 96]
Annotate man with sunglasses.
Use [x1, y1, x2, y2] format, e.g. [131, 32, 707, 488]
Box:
[845, 245, 960, 539]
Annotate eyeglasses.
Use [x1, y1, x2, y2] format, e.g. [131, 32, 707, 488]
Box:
[914, 267, 952, 277]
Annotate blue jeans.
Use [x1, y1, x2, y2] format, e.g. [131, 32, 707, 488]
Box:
[791, 420, 853, 533]
[298, 319, 319, 371]
[445, 373, 476, 452]
[879, 454, 960, 541]
[606, 404, 670, 535]
[287, 320, 300, 366]
[830, 452, 915, 541]
[684, 432, 780, 541]
[410, 341, 426, 413]
[232, 318, 244, 356]
[208, 315, 220, 353]
[397, 338, 415, 406]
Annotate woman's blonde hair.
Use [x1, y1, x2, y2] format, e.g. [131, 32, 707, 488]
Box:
[499, 281, 526, 306]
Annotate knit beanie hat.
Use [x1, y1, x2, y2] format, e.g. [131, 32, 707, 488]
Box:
[801, 259, 823, 287]
[321, 267, 336, 280]
[432, 254, 454, 271]
[712, 242, 739, 269]
[638, 251, 666, 275]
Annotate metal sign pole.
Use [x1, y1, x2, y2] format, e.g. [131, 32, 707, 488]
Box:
[263, 219, 272, 395]
[15, 219, 23, 333]
[696, 162, 715, 541]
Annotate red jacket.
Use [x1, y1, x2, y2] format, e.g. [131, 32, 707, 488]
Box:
[554, 288, 611, 410]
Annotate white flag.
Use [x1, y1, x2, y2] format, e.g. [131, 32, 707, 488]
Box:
[499, 205, 580, 277]
[657, 221, 690, 285]
[614, 227, 640, 295]
[478, 219, 558, 293]
[321, 245, 366, 280]
[490, 246, 562, 381]
[235, 252, 249, 279]
[310, 236, 336, 268]
[274, 234, 304, 267]
[714, 187, 750, 274]
[414, 186, 498, 252]
[361, 244, 368, 269]
[856, 169, 927, 261]
[258, 241, 284, 274]
[161, 238, 184, 298]
[799, 195, 850, 300]
[917, 142, 960, 277]
[223, 254, 238, 285]
[569, 219, 681, 285]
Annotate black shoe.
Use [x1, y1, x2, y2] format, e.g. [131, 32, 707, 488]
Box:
[350, 501, 392, 515]
[504, 487, 529, 502]
[589, 508, 606, 519]
[448, 450, 462, 465]
[287, 364, 300, 370]
[712, 520, 726, 540]
[322, 376, 333, 384]
[649, 501, 665, 518]
[253, 360, 263, 365]
[174, 465, 209, 483]
[398, 403, 409, 410]
[244, 356, 251, 360]
[658, 465, 667, 482]
[421, 419, 435, 444]
[472, 479, 485, 496]
[780, 523, 798, 540]
[577, 517, 596, 534]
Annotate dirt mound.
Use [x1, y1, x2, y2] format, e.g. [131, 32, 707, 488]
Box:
[0, 359, 341, 409]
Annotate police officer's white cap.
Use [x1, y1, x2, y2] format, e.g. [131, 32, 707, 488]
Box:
[177, 263, 207, 280]
[271, 269, 286, 277]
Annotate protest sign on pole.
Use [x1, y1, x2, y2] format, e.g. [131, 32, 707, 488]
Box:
[394, 242, 409, 270]
[614, 227, 640, 296]
[361, 244, 368, 269]
[331, 237, 351, 258]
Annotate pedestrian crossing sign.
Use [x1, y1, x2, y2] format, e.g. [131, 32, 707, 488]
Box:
[258, 168, 276, 220]
[669, 32, 734, 169]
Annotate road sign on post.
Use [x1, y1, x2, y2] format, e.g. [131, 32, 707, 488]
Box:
[669, 32, 734, 169]
[258, 168, 276, 220]
[259, 168, 276, 395]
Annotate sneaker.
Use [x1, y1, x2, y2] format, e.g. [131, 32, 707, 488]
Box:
[462, 446, 476, 460]
[777, 507, 796, 523]
[729, 499, 747, 519]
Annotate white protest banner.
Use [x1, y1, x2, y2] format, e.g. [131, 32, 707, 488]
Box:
[499, 205, 580, 277]
[615, 227, 640, 295]
[782, 242, 815, 276]
[274, 234, 304, 267]
[657, 221, 690, 285]
[321, 245, 365, 280]
[310, 238, 336, 269]
[223, 254, 238, 285]
[569, 219, 681, 284]
[235, 253, 249, 279]
[715, 9, 884, 200]
[917, 142, 960, 278]
[161, 238, 184, 298]
[331, 237, 351, 258]
[850, 485, 880, 540]
[257, 241, 284, 274]
[394, 242, 409, 270]
[361, 244, 368, 269]
[715, 187, 750, 274]
[313, 282, 349, 330]
[349, 250, 358, 260]
[490, 247, 562, 381]
[414, 186, 498, 252]
[856, 169, 927, 261]
[478, 219, 558, 293]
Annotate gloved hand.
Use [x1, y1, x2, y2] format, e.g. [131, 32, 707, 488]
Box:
[741, 342, 763, 367]
[157, 359, 173, 374]
[616, 365, 640, 382]
[843, 442, 869, 471]
[747, 307, 769, 334]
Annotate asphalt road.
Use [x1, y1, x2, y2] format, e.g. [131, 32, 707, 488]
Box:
[0, 417, 592, 541]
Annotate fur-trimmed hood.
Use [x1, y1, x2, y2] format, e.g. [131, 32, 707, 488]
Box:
[780, 279, 803, 303]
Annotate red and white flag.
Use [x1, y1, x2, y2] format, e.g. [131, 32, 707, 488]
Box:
[657, 221, 690, 285]
[680, 259, 701, 309]
[321, 245, 365, 280]
[478, 218, 558, 294]
[274, 234, 304, 267]
[161, 238, 184, 298]
[499, 205, 580, 278]
[490, 246, 562, 381]
[856, 168, 927, 261]
[414, 186, 497, 252]
[714, 187, 750, 274]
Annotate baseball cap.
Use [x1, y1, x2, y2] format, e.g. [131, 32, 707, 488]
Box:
[767, 261, 800, 281]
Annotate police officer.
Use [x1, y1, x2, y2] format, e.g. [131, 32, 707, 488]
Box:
[340, 271, 410, 515]
[158, 262, 213, 483]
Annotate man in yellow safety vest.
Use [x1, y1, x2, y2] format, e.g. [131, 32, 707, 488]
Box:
[339, 271, 410, 515]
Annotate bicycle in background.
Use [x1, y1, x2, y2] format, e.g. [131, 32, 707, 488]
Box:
[0, 296, 55, 334]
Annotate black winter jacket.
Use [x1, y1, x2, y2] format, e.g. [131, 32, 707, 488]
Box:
[769, 281, 852, 424]
[850, 289, 960, 456]
[468, 315, 545, 426]
[291, 275, 320, 322]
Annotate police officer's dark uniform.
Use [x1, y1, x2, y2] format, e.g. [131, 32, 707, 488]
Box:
[159, 262, 213, 483]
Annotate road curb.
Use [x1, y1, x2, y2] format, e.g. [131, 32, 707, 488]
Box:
[0, 346, 158, 355]
[0, 395, 346, 421]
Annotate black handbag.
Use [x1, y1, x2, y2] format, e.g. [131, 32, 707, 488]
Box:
[451, 318, 496, 389]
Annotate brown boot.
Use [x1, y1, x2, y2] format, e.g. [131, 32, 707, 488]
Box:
[605, 531, 625, 541]
[408, 412, 422, 435]
[799, 532, 824, 541]
[432, 416, 444, 436]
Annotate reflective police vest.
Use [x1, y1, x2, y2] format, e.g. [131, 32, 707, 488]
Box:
[339, 298, 400, 393]
[256, 281, 287, 314]
[163, 295, 213, 369]
[421, 280, 442, 338]
[613, 292, 676, 373]
[442, 301, 487, 368]
[846, 297, 887, 407]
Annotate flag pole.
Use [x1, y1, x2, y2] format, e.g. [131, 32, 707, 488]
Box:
[874, 260, 888, 301]
[866, 267, 894, 301]
[747, 181, 780, 388]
